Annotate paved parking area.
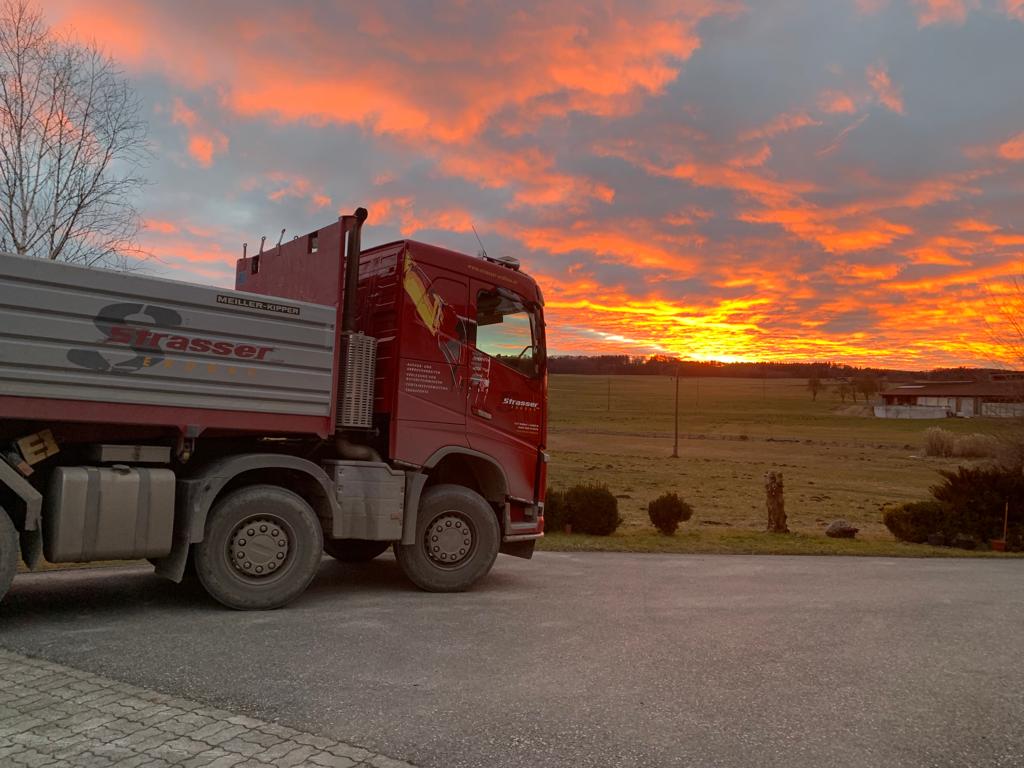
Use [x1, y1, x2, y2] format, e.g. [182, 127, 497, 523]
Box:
[0, 649, 412, 768]
[1, 552, 1023, 768]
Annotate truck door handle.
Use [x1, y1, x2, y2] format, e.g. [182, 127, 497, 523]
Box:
[472, 408, 492, 420]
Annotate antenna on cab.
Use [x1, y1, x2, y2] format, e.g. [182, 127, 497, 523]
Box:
[471, 224, 488, 260]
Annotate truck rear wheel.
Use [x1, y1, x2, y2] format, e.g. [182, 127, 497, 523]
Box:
[195, 485, 323, 610]
[324, 539, 390, 562]
[0, 508, 16, 603]
[395, 484, 500, 592]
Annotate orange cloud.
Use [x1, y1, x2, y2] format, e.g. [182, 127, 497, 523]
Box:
[729, 145, 772, 168]
[866, 63, 905, 114]
[501, 218, 703, 275]
[1006, 0, 1024, 19]
[954, 218, 999, 233]
[818, 89, 857, 114]
[911, 0, 979, 26]
[817, 115, 869, 156]
[855, 0, 890, 13]
[264, 173, 332, 210]
[998, 131, 1024, 161]
[744, 207, 913, 253]
[435, 146, 615, 209]
[827, 261, 904, 282]
[739, 111, 821, 142]
[367, 196, 475, 236]
[144, 219, 178, 234]
[991, 233, 1024, 247]
[170, 98, 228, 167]
[49, 1, 741, 147]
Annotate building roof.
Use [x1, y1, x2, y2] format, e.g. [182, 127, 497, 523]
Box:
[880, 379, 1024, 398]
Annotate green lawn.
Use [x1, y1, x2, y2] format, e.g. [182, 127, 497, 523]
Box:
[544, 374, 1020, 556]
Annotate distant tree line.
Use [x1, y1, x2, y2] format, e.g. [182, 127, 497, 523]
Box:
[548, 355, 1008, 381]
[550, 355, 883, 379]
[548, 356, 1014, 403]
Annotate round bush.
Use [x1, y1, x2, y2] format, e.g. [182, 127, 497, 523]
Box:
[565, 483, 622, 536]
[647, 492, 693, 536]
[543, 487, 568, 533]
[883, 501, 950, 544]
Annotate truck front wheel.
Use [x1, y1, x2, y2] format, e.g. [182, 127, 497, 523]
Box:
[0, 508, 16, 603]
[395, 484, 500, 592]
[324, 539, 390, 562]
[195, 485, 323, 610]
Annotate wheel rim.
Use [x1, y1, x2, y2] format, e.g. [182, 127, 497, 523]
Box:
[424, 511, 475, 569]
[228, 516, 292, 581]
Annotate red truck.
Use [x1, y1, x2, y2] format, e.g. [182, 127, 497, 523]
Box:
[0, 209, 547, 609]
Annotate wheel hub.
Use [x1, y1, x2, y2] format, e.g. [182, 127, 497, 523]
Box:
[426, 514, 473, 566]
[230, 517, 290, 578]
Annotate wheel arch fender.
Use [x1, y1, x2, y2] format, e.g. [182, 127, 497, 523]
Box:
[421, 447, 509, 506]
[402, 447, 508, 547]
[184, 454, 339, 542]
[154, 454, 339, 584]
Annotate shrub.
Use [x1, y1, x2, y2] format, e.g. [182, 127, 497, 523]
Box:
[647, 492, 693, 535]
[564, 483, 622, 536]
[922, 427, 1000, 459]
[952, 433, 1001, 459]
[883, 501, 951, 544]
[923, 427, 955, 458]
[543, 487, 567, 533]
[930, 465, 1024, 546]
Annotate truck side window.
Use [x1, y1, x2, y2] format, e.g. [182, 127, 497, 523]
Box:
[475, 288, 538, 378]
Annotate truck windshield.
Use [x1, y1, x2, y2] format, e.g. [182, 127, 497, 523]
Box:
[475, 288, 542, 378]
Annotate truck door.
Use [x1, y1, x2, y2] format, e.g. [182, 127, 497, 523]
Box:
[395, 252, 469, 457]
[466, 281, 546, 509]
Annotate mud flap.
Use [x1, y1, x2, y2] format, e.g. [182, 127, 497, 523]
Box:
[499, 539, 536, 559]
[402, 471, 428, 546]
[19, 528, 42, 570]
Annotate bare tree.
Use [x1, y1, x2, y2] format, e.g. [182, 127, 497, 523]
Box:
[985, 273, 1024, 469]
[806, 374, 822, 401]
[834, 379, 852, 403]
[0, 0, 148, 269]
[987, 274, 1024, 368]
[856, 375, 879, 402]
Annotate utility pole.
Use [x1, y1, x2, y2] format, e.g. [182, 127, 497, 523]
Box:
[671, 363, 680, 458]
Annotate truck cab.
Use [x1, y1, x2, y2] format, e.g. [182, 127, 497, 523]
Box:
[236, 233, 548, 559]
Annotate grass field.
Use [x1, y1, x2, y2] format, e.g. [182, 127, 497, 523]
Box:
[541, 374, 1020, 556]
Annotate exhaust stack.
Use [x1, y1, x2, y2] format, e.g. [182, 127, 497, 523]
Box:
[336, 207, 376, 431]
[341, 207, 368, 333]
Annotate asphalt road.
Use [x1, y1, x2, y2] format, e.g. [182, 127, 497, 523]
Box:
[1, 552, 1022, 768]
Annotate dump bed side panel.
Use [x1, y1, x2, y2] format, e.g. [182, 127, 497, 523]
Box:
[0, 254, 337, 430]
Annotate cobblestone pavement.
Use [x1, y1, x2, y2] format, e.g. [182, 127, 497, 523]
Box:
[0, 649, 414, 768]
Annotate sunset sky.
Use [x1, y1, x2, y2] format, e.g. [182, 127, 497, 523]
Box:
[42, 0, 1024, 368]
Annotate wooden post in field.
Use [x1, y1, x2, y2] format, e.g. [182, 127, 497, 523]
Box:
[607, 377, 611, 412]
[671, 364, 680, 458]
[765, 471, 788, 532]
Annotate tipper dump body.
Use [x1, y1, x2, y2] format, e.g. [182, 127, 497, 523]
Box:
[0, 254, 338, 436]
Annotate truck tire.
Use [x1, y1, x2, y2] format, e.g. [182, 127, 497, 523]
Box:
[195, 485, 323, 610]
[0, 508, 16, 603]
[323, 539, 390, 562]
[395, 484, 500, 592]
